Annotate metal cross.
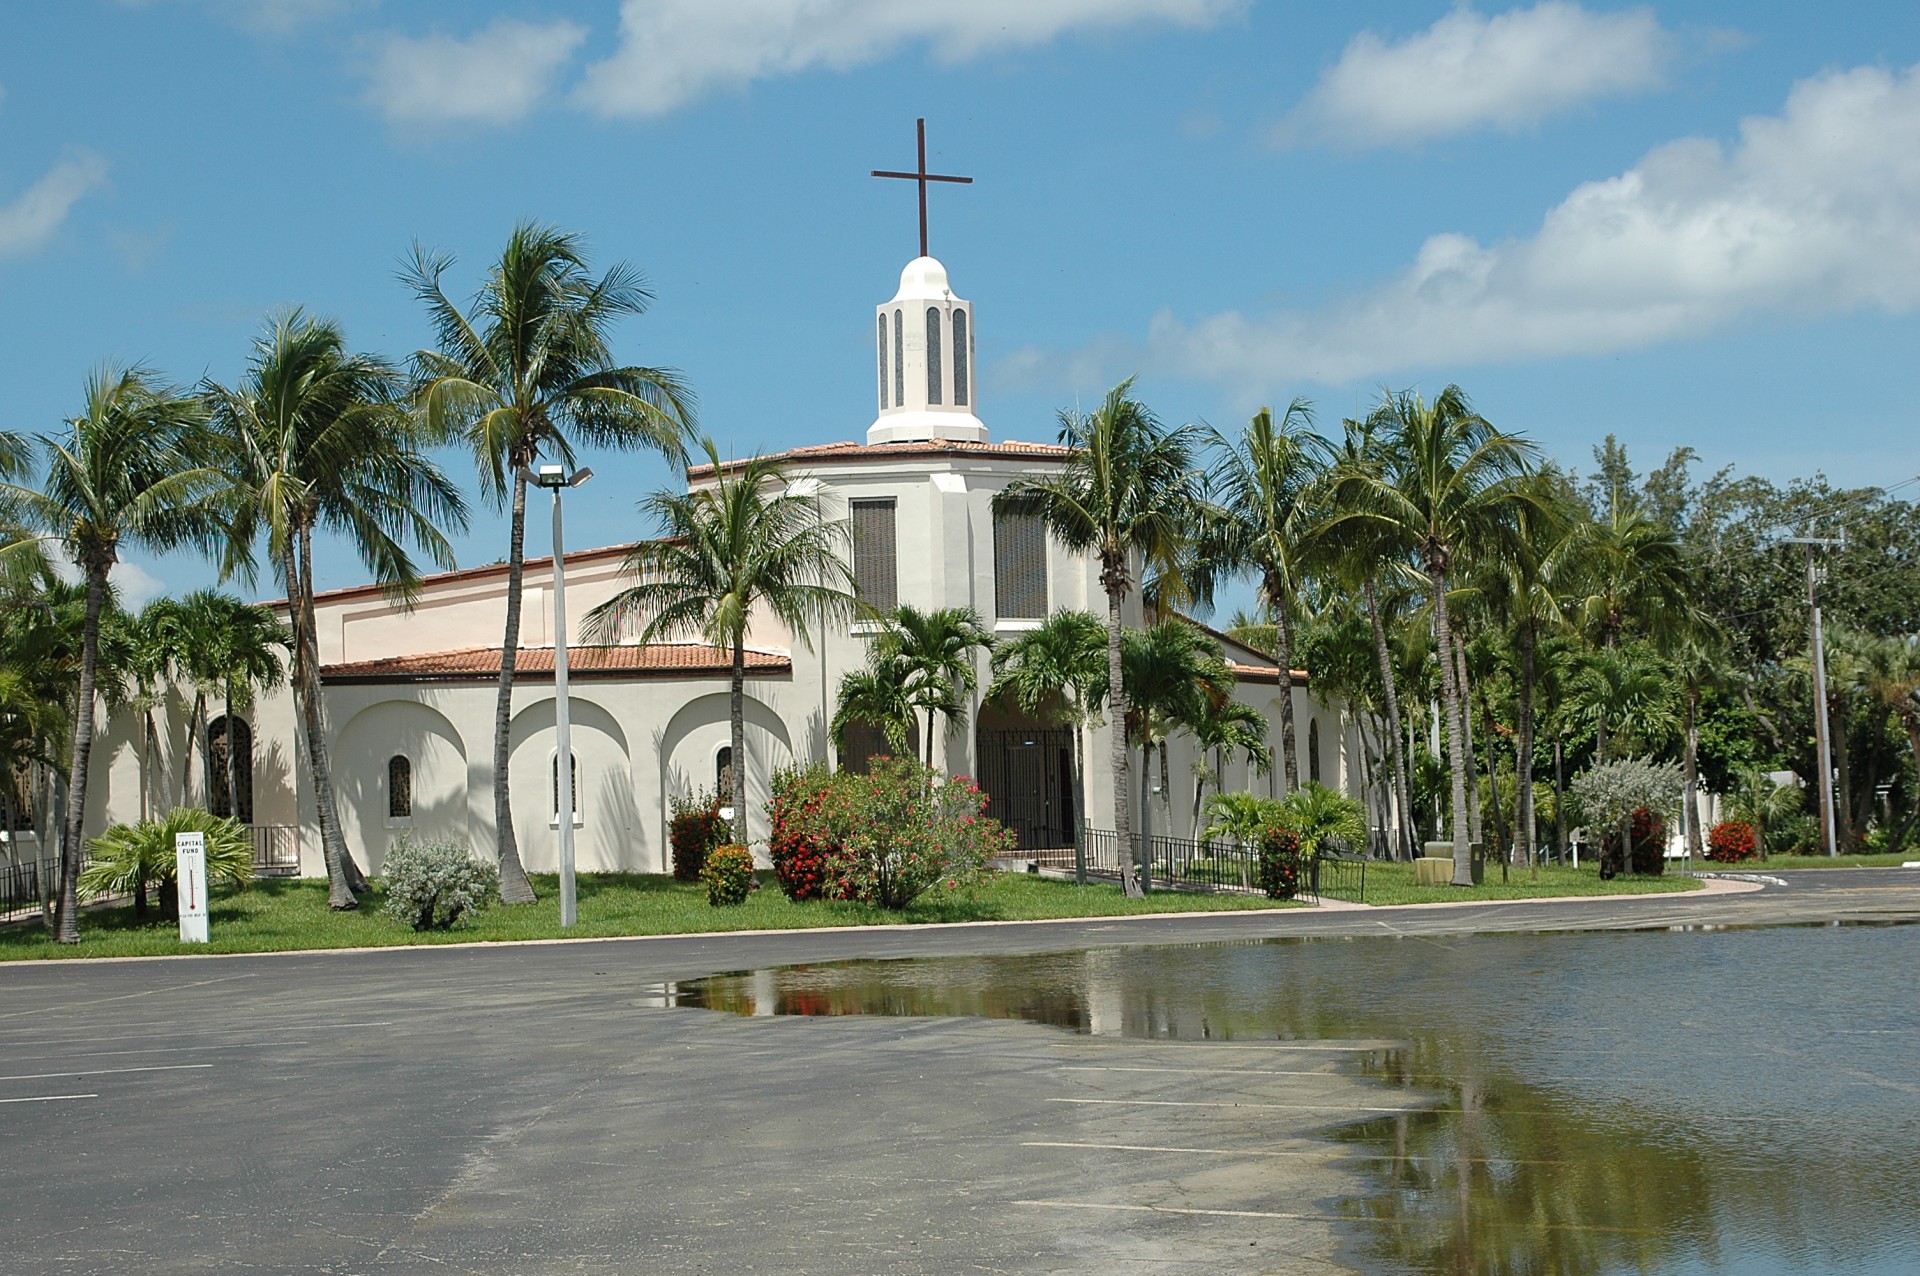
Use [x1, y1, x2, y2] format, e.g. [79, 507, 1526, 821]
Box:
[871, 118, 972, 259]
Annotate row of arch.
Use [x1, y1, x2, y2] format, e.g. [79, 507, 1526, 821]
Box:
[877, 306, 970, 411]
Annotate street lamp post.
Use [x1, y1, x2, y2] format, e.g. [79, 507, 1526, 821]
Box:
[522, 463, 593, 927]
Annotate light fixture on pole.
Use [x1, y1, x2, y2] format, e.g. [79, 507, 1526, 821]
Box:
[520, 462, 593, 926]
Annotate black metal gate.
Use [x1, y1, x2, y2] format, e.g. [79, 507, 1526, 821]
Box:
[975, 728, 1076, 850]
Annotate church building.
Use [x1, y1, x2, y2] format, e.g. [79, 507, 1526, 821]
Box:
[73, 251, 1364, 878]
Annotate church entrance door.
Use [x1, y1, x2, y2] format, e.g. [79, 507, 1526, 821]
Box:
[975, 727, 1076, 851]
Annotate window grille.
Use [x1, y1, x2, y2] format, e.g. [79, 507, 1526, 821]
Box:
[551, 752, 580, 816]
[952, 309, 969, 407]
[1309, 720, 1322, 785]
[851, 498, 898, 610]
[925, 307, 943, 405]
[388, 755, 412, 819]
[893, 309, 904, 406]
[993, 500, 1047, 619]
[877, 315, 889, 410]
[209, 717, 255, 824]
[715, 746, 733, 797]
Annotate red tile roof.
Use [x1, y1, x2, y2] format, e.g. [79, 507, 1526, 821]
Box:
[322, 645, 790, 682]
[1229, 662, 1312, 686]
[687, 437, 1072, 478]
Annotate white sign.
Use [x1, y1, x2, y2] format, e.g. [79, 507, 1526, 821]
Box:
[175, 832, 209, 944]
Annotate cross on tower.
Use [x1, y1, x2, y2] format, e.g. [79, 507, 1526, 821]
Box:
[871, 118, 973, 259]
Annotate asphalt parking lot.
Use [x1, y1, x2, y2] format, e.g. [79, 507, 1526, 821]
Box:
[3, 868, 1914, 1274]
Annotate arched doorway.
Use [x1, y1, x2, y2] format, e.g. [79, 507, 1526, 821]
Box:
[208, 716, 254, 824]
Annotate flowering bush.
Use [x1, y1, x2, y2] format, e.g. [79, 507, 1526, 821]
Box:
[1706, 820, 1759, 863]
[810, 757, 1014, 909]
[1255, 824, 1305, 900]
[668, 785, 731, 882]
[702, 844, 755, 907]
[768, 763, 856, 900]
[382, 835, 498, 931]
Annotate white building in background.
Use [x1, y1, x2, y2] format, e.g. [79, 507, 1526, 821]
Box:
[67, 254, 1367, 877]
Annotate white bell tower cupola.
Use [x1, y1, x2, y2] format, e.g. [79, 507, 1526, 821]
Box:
[868, 256, 987, 446]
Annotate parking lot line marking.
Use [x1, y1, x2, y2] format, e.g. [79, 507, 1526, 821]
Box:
[1049, 1097, 1439, 1114]
[0, 1042, 312, 1063]
[1052, 1042, 1392, 1053]
[1021, 1140, 1572, 1165]
[0, 1063, 213, 1083]
[1015, 1199, 1346, 1222]
[3, 1021, 393, 1048]
[0, 1093, 97, 1104]
[1059, 1059, 1344, 1066]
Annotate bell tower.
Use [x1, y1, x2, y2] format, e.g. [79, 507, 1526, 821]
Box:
[868, 256, 986, 445]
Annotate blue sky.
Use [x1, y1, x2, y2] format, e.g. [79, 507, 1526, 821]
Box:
[3, 1, 1918, 605]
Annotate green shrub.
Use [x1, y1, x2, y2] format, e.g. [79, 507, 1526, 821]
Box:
[382, 835, 498, 931]
[668, 785, 732, 882]
[820, 757, 1014, 909]
[1183, 857, 1252, 887]
[768, 762, 855, 900]
[1706, 820, 1759, 863]
[83, 808, 253, 916]
[702, 844, 755, 907]
[1255, 825, 1305, 900]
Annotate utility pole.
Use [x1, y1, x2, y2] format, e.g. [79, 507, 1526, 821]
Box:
[1785, 534, 1845, 858]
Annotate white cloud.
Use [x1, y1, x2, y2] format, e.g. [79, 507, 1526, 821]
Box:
[1283, 2, 1674, 148]
[0, 151, 109, 260]
[362, 17, 587, 126]
[48, 549, 167, 610]
[576, 0, 1244, 117]
[1021, 62, 1920, 391]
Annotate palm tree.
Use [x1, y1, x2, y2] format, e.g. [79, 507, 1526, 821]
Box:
[832, 662, 915, 763]
[1725, 765, 1801, 860]
[0, 366, 223, 942]
[997, 379, 1203, 897]
[209, 311, 465, 910]
[1204, 400, 1330, 795]
[585, 439, 855, 831]
[406, 222, 695, 905]
[1326, 414, 1419, 861]
[1277, 781, 1367, 859]
[1566, 495, 1692, 653]
[1122, 619, 1235, 870]
[865, 605, 993, 770]
[1187, 695, 1271, 840]
[1855, 634, 1920, 850]
[204, 596, 291, 822]
[987, 609, 1109, 874]
[1355, 386, 1539, 886]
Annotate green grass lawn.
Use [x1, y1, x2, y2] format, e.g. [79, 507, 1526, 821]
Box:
[1350, 860, 1704, 907]
[0, 870, 1305, 961]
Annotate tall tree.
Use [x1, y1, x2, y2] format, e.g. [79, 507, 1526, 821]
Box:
[832, 662, 916, 764]
[585, 440, 854, 831]
[1355, 386, 1538, 886]
[405, 222, 695, 904]
[1121, 619, 1234, 857]
[0, 367, 222, 942]
[203, 595, 291, 821]
[998, 379, 1203, 897]
[865, 605, 993, 770]
[209, 311, 465, 910]
[1204, 400, 1329, 795]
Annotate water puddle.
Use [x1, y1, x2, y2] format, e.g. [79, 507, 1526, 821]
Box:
[673, 928, 1920, 1274]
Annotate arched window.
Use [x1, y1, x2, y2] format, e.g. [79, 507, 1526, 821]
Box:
[877, 315, 889, 410]
[925, 307, 943, 405]
[715, 745, 733, 799]
[952, 309, 969, 407]
[893, 309, 904, 405]
[208, 716, 254, 824]
[388, 755, 413, 819]
[551, 752, 580, 817]
[1308, 719, 1322, 786]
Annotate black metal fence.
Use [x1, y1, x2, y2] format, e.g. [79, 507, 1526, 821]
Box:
[1, 857, 56, 919]
[251, 825, 299, 877]
[1065, 829, 1370, 904]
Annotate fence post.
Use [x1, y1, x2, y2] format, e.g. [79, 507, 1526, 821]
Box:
[1074, 818, 1086, 887]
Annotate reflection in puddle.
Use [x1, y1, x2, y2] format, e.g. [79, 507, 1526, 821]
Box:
[674, 928, 1920, 1274]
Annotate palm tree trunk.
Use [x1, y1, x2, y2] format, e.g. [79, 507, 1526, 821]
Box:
[1364, 580, 1415, 861]
[493, 470, 537, 904]
[1105, 577, 1140, 897]
[52, 567, 108, 944]
[1831, 694, 1854, 853]
[730, 637, 747, 841]
[140, 711, 154, 822]
[1517, 623, 1538, 881]
[1430, 569, 1474, 886]
[224, 680, 239, 822]
[284, 533, 363, 909]
[181, 689, 204, 808]
[1271, 588, 1300, 795]
[1454, 630, 1482, 843]
[1683, 682, 1703, 862]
